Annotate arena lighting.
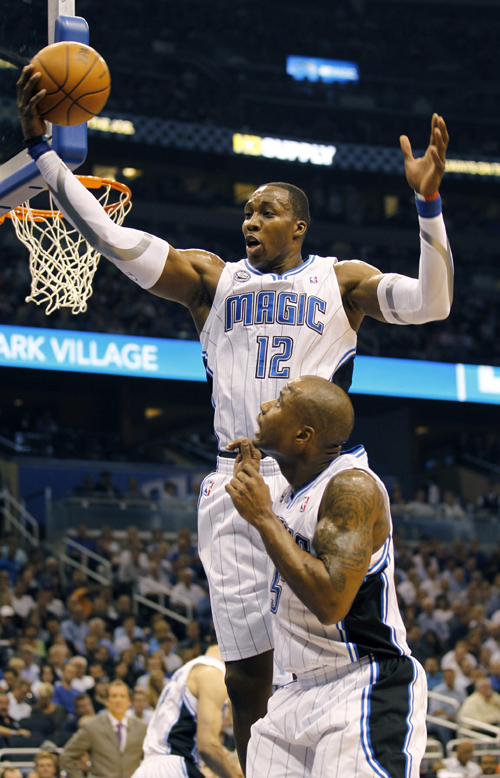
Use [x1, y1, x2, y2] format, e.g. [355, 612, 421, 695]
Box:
[446, 159, 500, 177]
[286, 56, 359, 84]
[1, 324, 500, 405]
[87, 116, 135, 135]
[233, 133, 337, 166]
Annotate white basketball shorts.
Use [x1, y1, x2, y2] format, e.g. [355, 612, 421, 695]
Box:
[247, 655, 427, 778]
[197, 454, 286, 662]
[131, 754, 204, 778]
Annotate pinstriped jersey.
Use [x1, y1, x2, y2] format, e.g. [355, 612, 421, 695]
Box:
[200, 255, 357, 448]
[271, 446, 410, 676]
[142, 655, 225, 761]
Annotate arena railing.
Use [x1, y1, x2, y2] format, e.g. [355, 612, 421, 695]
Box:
[0, 488, 40, 547]
[427, 691, 498, 743]
[133, 578, 193, 624]
[58, 552, 112, 587]
[446, 740, 500, 758]
[64, 536, 113, 578]
[0, 746, 61, 767]
[133, 593, 191, 627]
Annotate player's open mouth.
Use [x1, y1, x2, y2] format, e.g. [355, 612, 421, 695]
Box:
[246, 236, 261, 253]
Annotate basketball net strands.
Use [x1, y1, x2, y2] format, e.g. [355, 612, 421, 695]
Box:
[0, 176, 132, 315]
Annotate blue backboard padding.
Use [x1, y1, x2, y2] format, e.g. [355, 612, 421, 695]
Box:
[0, 323, 500, 405]
[0, 16, 88, 209]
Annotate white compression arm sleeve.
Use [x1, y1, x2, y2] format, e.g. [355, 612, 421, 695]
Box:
[34, 149, 169, 289]
[376, 206, 453, 325]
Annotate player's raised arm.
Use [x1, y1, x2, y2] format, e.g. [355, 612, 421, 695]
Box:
[336, 113, 453, 328]
[17, 65, 224, 330]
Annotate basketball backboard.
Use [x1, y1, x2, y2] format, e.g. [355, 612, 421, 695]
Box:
[0, 0, 88, 214]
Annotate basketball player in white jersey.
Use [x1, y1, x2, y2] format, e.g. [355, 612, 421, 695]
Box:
[130, 643, 242, 778]
[18, 65, 449, 771]
[226, 375, 427, 778]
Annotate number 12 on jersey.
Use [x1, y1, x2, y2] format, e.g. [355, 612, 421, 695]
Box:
[256, 336, 294, 379]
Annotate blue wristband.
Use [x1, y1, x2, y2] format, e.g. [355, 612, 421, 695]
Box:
[27, 141, 52, 161]
[415, 193, 442, 218]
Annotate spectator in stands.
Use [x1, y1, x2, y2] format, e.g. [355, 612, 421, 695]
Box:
[170, 568, 206, 610]
[478, 754, 498, 775]
[90, 677, 109, 712]
[31, 665, 56, 699]
[178, 620, 205, 663]
[27, 750, 60, 778]
[1, 535, 27, 573]
[30, 682, 66, 735]
[424, 657, 443, 691]
[418, 598, 450, 643]
[93, 471, 121, 498]
[11, 579, 35, 620]
[66, 657, 91, 693]
[113, 616, 143, 654]
[489, 660, 500, 692]
[52, 663, 80, 716]
[125, 687, 153, 724]
[48, 645, 70, 680]
[459, 678, 500, 728]
[19, 644, 40, 684]
[168, 528, 199, 575]
[7, 679, 31, 721]
[428, 668, 466, 746]
[61, 603, 89, 655]
[146, 670, 166, 709]
[124, 477, 145, 500]
[397, 568, 422, 606]
[0, 692, 30, 745]
[60, 693, 95, 736]
[442, 640, 477, 678]
[87, 618, 116, 660]
[434, 740, 482, 777]
[61, 680, 147, 778]
[0, 669, 18, 695]
[72, 475, 96, 497]
[405, 489, 435, 518]
[136, 654, 165, 692]
[441, 491, 467, 521]
[477, 483, 500, 511]
[157, 633, 182, 676]
[2, 769, 24, 778]
[138, 562, 169, 598]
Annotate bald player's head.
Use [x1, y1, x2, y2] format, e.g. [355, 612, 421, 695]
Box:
[253, 376, 354, 460]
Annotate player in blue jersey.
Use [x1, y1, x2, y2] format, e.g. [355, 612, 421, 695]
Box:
[226, 376, 426, 778]
[19, 65, 448, 773]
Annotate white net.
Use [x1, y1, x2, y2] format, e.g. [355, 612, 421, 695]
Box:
[5, 176, 132, 315]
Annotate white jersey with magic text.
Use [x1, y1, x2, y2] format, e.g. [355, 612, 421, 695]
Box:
[200, 255, 357, 448]
[271, 445, 410, 677]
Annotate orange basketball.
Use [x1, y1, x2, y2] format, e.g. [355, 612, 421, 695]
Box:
[30, 41, 111, 126]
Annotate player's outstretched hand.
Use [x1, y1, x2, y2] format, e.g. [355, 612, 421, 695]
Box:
[400, 113, 449, 197]
[16, 64, 47, 140]
[225, 440, 273, 527]
[226, 437, 261, 476]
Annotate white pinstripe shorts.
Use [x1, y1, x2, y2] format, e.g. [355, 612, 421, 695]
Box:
[247, 655, 427, 778]
[197, 455, 286, 662]
[131, 754, 202, 778]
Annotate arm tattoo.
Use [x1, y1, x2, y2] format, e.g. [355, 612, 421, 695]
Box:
[315, 471, 382, 589]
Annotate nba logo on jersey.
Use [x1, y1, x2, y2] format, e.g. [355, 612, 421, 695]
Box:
[204, 480, 215, 496]
[309, 276, 318, 284]
[234, 270, 251, 282]
[299, 496, 310, 512]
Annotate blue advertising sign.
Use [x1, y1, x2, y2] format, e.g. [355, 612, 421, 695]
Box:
[0, 324, 500, 405]
[286, 56, 359, 84]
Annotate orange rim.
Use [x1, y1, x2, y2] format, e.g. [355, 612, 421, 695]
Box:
[0, 176, 132, 224]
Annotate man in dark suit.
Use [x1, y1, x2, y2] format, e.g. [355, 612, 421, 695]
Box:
[61, 680, 147, 778]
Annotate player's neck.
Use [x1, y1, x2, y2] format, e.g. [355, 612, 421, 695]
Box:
[281, 451, 342, 494]
[251, 249, 303, 275]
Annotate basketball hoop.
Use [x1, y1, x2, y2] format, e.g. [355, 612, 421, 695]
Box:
[0, 175, 132, 315]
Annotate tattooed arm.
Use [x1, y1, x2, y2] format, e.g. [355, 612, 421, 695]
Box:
[226, 443, 389, 625]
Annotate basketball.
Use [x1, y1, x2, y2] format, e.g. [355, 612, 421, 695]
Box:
[30, 41, 111, 126]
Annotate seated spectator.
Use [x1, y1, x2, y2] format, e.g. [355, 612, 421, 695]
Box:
[477, 483, 500, 511]
[113, 615, 144, 654]
[27, 750, 60, 778]
[89, 677, 109, 713]
[459, 679, 500, 728]
[60, 603, 89, 655]
[441, 491, 467, 521]
[136, 654, 165, 692]
[138, 562, 170, 598]
[32, 665, 56, 699]
[424, 657, 443, 691]
[405, 489, 435, 518]
[178, 620, 206, 664]
[69, 656, 94, 693]
[146, 669, 167, 708]
[442, 641, 477, 678]
[52, 663, 80, 716]
[489, 660, 500, 692]
[418, 598, 449, 643]
[0, 669, 19, 695]
[170, 568, 206, 610]
[434, 740, 482, 777]
[428, 668, 466, 746]
[60, 693, 95, 736]
[1, 535, 28, 573]
[125, 686, 153, 724]
[72, 476, 96, 497]
[113, 659, 137, 690]
[2, 768, 24, 778]
[124, 477, 146, 500]
[479, 754, 498, 775]
[30, 682, 67, 734]
[8, 679, 32, 721]
[397, 568, 422, 606]
[48, 644, 70, 681]
[0, 691, 30, 745]
[93, 471, 121, 498]
[11, 579, 36, 620]
[19, 644, 41, 684]
[87, 618, 117, 660]
[157, 633, 183, 676]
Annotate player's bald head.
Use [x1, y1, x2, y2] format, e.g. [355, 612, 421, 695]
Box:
[287, 376, 354, 449]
